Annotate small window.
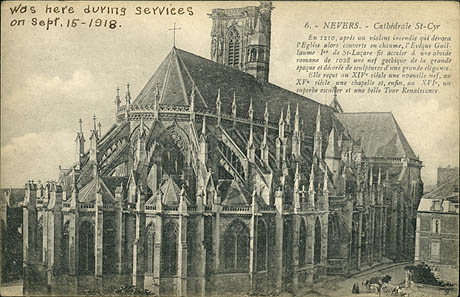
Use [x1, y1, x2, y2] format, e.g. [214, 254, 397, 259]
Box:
[431, 241, 440, 259]
[432, 218, 441, 234]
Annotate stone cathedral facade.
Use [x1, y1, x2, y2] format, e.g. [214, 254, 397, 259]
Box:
[22, 2, 424, 296]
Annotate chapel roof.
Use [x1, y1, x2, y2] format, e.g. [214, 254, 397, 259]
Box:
[132, 47, 336, 137]
[334, 112, 417, 159]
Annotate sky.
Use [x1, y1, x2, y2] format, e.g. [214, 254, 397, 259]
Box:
[1, 1, 459, 188]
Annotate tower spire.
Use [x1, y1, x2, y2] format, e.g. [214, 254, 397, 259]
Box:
[278, 109, 284, 139]
[248, 98, 254, 122]
[264, 102, 269, 125]
[216, 88, 222, 125]
[201, 115, 207, 137]
[232, 92, 237, 128]
[93, 114, 97, 132]
[79, 118, 83, 134]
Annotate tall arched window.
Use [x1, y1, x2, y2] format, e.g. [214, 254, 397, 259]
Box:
[227, 27, 240, 67]
[162, 223, 178, 276]
[61, 222, 70, 273]
[79, 221, 95, 274]
[223, 220, 249, 272]
[145, 224, 155, 274]
[314, 218, 322, 264]
[299, 220, 307, 267]
[250, 48, 257, 62]
[37, 221, 43, 262]
[361, 214, 368, 259]
[103, 214, 116, 274]
[328, 215, 340, 257]
[257, 220, 267, 271]
[187, 223, 196, 276]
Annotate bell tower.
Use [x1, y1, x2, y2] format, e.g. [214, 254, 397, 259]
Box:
[209, 1, 273, 83]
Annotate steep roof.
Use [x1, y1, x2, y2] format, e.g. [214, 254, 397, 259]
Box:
[133, 47, 336, 137]
[334, 112, 417, 159]
[423, 174, 459, 201]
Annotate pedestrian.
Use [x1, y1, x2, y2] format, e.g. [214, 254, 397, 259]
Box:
[378, 279, 383, 297]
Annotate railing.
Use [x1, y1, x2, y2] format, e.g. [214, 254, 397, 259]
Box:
[164, 205, 179, 211]
[188, 206, 197, 212]
[63, 202, 71, 208]
[222, 205, 250, 212]
[80, 203, 94, 209]
[145, 205, 156, 211]
[205, 206, 213, 212]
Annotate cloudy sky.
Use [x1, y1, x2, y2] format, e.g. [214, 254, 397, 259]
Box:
[1, 1, 458, 188]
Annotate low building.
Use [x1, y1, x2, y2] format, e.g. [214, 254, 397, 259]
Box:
[415, 168, 459, 284]
[0, 188, 24, 284]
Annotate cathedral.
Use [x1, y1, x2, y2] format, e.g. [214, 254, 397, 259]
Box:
[22, 2, 424, 296]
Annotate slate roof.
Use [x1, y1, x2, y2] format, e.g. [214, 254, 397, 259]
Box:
[423, 174, 459, 201]
[133, 47, 336, 137]
[78, 177, 115, 204]
[334, 112, 417, 159]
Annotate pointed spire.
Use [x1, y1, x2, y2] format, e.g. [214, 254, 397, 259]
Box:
[329, 85, 344, 113]
[286, 104, 291, 126]
[294, 103, 300, 135]
[201, 116, 207, 137]
[309, 165, 315, 194]
[264, 102, 269, 125]
[323, 170, 329, 194]
[248, 123, 254, 147]
[232, 92, 237, 128]
[262, 125, 268, 147]
[216, 88, 222, 120]
[248, 98, 254, 121]
[115, 86, 121, 107]
[97, 122, 102, 138]
[79, 118, 83, 134]
[125, 82, 131, 106]
[325, 125, 339, 159]
[278, 109, 285, 138]
[93, 114, 97, 132]
[316, 105, 321, 133]
[232, 92, 237, 116]
[190, 84, 195, 111]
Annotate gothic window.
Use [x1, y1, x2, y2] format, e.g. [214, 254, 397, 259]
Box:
[79, 221, 95, 274]
[37, 221, 43, 262]
[257, 220, 267, 271]
[162, 222, 178, 276]
[328, 215, 340, 258]
[145, 224, 155, 274]
[158, 128, 189, 184]
[187, 223, 196, 276]
[259, 48, 265, 61]
[299, 220, 307, 267]
[103, 214, 116, 274]
[250, 48, 257, 62]
[361, 215, 368, 258]
[223, 220, 249, 272]
[227, 27, 240, 67]
[314, 218, 321, 264]
[61, 222, 70, 273]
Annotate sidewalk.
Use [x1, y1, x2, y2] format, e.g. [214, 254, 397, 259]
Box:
[300, 261, 410, 297]
[0, 279, 23, 296]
